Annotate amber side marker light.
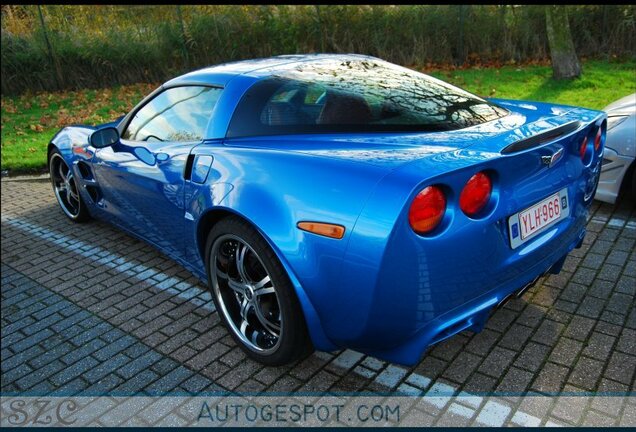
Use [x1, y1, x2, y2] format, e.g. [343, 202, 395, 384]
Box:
[297, 222, 345, 239]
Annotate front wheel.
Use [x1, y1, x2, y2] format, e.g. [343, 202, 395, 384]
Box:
[205, 216, 313, 365]
[49, 149, 91, 222]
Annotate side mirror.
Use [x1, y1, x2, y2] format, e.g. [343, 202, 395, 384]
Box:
[90, 126, 120, 148]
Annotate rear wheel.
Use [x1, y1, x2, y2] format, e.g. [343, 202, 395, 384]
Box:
[49, 149, 91, 222]
[205, 216, 313, 365]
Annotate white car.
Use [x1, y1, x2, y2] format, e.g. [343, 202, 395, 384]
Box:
[595, 93, 636, 204]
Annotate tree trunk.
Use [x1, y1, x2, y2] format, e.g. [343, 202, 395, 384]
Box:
[545, 6, 581, 79]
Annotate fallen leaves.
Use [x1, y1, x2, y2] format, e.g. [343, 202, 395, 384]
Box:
[2, 82, 160, 139]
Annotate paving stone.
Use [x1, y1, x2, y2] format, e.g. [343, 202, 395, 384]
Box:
[144, 366, 193, 394]
[15, 360, 65, 390]
[577, 297, 606, 319]
[597, 264, 622, 283]
[442, 351, 482, 384]
[430, 334, 469, 362]
[582, 410, 617, 427]
[499, 324, 533, 351]
[606, 293, 633, 316]
[413, 355, 447, 382]
[299, 370, 339, 393]
[9, 328, 54, 353]
[465, 329, 500, 356]
[374, 365, 408, 389]
[486, 309, 517, 331]
[477, 347, 517, 379]
[462, 373, 497, 394]
[582, 332, 616, 361]
[474, 400, 512, 427]
[567, 357, 604, 391]
[436, 402, 474, 426]
[83, 373, 125, 394]
[588, 279, 615, 299]
[603, 352, 636, 386]
[616, 328, 636, 356]
[590, 394, 624, 418]
[515, 306, 547, 329]
[564, 316, 596, 341]
[177, 373, 213, 395]
[531, 362, 570, 393]
[496, 367, 534, 394]
[331, 371, 371, 393]
[571, 267, 597, 285]
[3, 344, 45, 371]
[549, 338, 583, 367]
[83, 353, 131, 384]
[114, 369, 160, 394]
[551, 395, 589, 425]
[117, 350, 163, 379]
[51, 356, 99, 386]
[233, 378, 267, 394]
[560, 282, 588, 303]
[61, 338, 107, 366]
[615, 276, 636, 296]
[289, 354, 331, 381]
[215, 360, 261, 390]
[406, 373, 432, 391]
[327, 350, 364, 373]
[514, 342, 551, 372]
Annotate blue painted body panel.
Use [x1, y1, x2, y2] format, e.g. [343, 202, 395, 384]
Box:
[50, 54, 606, 364]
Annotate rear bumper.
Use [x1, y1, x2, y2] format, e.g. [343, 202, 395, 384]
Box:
[332, 162, 598, 365]
[367, 216, 586, 365]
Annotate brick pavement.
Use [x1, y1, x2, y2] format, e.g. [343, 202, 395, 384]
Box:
[1, 179, 635, 426]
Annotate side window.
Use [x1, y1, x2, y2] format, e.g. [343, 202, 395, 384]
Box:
[122, 86, 222, 142]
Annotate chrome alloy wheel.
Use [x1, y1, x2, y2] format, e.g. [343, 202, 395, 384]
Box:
[210, 234, 283, 353]
[50, 153, 81, 218]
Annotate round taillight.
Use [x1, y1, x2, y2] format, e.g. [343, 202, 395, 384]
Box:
[459, 172, 492, 216]
[409, 186, 446, 234]
[594, 128, 602, 151]
[579, 136, 588, 160]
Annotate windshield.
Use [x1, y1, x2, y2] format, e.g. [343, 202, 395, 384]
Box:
[227, 59, 508, 138]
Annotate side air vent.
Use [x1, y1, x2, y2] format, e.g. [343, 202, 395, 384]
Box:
[501, 121, 581, 155]
[85, 185, 102, 204]
[77, 161, 94, 180]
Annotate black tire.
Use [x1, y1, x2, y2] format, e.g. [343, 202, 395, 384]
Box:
[205, 216, 313, 366]
[48, 148, 91, 222]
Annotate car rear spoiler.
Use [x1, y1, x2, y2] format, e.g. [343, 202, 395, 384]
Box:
[500, 121, 581, 155]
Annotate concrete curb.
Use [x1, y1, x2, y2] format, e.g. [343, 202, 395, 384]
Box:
[1, 174, 50, 183]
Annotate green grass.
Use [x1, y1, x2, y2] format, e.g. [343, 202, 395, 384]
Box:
[1, 59, 635, 174]
[1, 83, 157, 174]
[427, 59, 636, 109]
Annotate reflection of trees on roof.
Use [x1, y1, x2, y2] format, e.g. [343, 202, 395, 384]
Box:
[272, 59, 507, 129]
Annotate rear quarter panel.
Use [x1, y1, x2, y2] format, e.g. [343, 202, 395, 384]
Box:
[183, 144, 392, 349]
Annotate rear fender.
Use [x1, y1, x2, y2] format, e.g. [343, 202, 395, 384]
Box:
[184, 147, 389, 351]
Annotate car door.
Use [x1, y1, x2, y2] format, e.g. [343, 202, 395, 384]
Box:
[92, 85, 223, 260]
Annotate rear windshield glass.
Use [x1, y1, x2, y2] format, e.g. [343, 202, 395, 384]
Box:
[227, 59, 508, 138]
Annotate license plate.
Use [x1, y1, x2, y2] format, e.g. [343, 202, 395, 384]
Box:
[508, 189, 569, 249]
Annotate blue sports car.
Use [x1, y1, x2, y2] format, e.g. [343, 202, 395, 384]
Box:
[48, 54, 605, 366]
